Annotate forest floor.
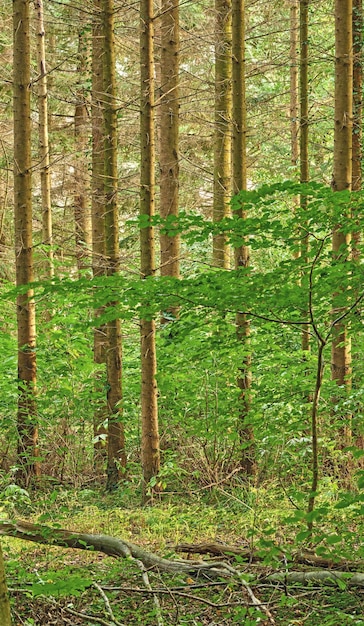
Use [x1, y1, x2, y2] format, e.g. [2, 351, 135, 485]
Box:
[3, 482, 364, 625]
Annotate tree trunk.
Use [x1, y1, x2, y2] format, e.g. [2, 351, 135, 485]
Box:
[289, 0, 299, 171]
[103, 0, 126, 490]
[13, 0, 40, 485]
[352, 0, 363, 452]
[232, 0, 254, 476]
[331, 0, 353, 448]
[159, 0, 180, 324]
[299, 0, 311, 363]
[74, 25, 92, 272]
[92, 0, 108, 472]
[33, 0, 54, 279]
[213, 0, 232, 269]
[0, 543, 11, 626]
[352, 0, 362, 258]
[140, 0, 160, 497]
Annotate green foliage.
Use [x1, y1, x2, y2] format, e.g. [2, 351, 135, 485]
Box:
[30, 571, 92, 598]
[1, 182, 363, 494]
[0, 484, 31, 514]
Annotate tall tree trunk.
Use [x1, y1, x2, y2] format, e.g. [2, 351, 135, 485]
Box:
[0, 543, 11, 626]
[352, 0, 363, 451]
[33, 0, 54, 278]
[213, 0, 232, 269]
[74, 26, 92, 272]
[289, 0, 299, 171]
[13, 0, 40, 486]
[103, 0, 126, 490]
[92, 0, 107, 472]
[352, 0, 362, 259]
[159, 0, 180, 323]
[232, 0, 254, 476]
[140, 0, 160, 497]
[331, 0, 353, 447]
[300, 0, 310, 353]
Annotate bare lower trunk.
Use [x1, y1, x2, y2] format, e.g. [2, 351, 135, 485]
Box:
[232, 0, 254, 475]
[74, 27, 92, 272]
[159, 0, 180, 318]
[13, 0, 40, 485]
[331, 0, 353, 448]
[352, 0, 362, 258]
[140, 0, 160, 497]
[0, 543, 11, 626]
[92, 0, 108, 472]
[289, 0, 299, 169]
[103, 0, 126, 489]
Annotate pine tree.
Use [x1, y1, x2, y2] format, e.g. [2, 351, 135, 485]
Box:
[13, 0, 40, 485]
[140, 0, 160, 496]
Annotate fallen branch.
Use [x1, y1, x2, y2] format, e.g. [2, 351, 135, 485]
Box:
[222, 561, 275, 625]
[3, 520, 364, 596]
[93, 582, 124, 626]
[0, 520, 232, 578]
[48, 598, 119, 626]
[132, 557, 164, 626]
[175, 542, 362, 571]
[267, 571, 364, 588]
[0, 520, 272, 622]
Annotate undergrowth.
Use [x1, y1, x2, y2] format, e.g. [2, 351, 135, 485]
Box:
[2, 480, 364, 625]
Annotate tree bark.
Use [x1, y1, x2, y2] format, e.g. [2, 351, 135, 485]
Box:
[159, 0, 180, 323]
[103, 0, 126, 490]
[0, 542, 11, 626]
[232, 0, 254, 476]
[289, 0, 299, 170]
[352, 0, 363, 451]
[213, 0, 232, 269]
[92, 0, 108, 473]
[74, 25, 92, 272]
[140, 0, 160, 496]
[352, 0, 362, 258]
[331, 0, 353, 448]
[13, 0, 40, 485]
[33, 0, 54, 279]
[299, 0, 311, 376]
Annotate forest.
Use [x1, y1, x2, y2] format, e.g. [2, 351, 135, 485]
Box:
[0, 0, 363, 624]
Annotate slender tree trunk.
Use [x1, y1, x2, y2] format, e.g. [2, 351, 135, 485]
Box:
[92, 0, 107, 472]
[352, 0, 362, 259]
[159, 0, 180, 323]
[232, 0, 254, 476]
[74, 26, 92, 272]
[33, 0, 53, 278]
[300, 0, 309, 192]
[0, 543, 11, 626]
[307, 339, 325, 535]
[289, 0, 299, 171]
[13, 0, 40, 486]
[331, 0, 353, 448]
[352, 0, 363, 452]
[140, 0, 160, 496]
[103, 0, 126, 490]
[300, 0, 310, 353]
[213, 0, 232, 269]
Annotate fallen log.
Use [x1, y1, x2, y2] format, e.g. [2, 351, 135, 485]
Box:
[267, 571, 364, 588]
[175, 542, 362, 571]
[0, 519, 275, 622]
[1, 520, 363, 591]
[0, 520, 231, 578]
